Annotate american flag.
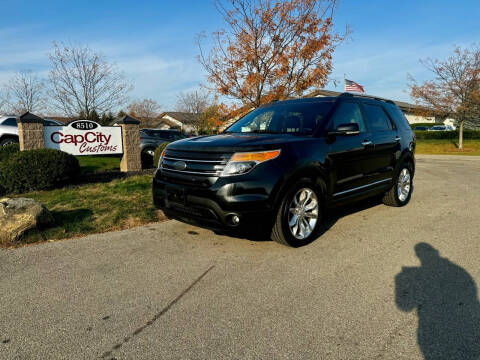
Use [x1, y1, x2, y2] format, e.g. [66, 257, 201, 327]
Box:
[344, 79, 365, 93]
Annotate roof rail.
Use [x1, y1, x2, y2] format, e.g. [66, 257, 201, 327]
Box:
[339, 92, 395, 104]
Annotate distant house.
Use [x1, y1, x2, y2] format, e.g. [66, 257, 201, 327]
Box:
[309, 89, 456, 129]
[110, 112, 200, 133]
[154, 112, 200, 133]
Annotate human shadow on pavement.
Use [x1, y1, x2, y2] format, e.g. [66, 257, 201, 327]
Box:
[395, 243, 480, 360]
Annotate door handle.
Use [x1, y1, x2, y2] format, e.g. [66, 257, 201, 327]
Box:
[395, 136, 401, 142]
[362, 140, 373, 146]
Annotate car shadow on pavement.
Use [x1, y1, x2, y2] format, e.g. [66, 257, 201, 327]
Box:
[223, 196, 384, 243]
[395, 243, 480, 360]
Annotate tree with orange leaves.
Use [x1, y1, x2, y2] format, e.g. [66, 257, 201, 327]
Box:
[409, 46, 480, 149]
[195, 103, 232, 134]
[198, 0, 347, 108]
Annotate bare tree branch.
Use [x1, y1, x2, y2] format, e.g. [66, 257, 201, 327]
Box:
[175, 89, 215, 134]
[48, 42, 132, 118]
[175, 90, 212, 114]
[128, 98, 162, 119]
[409, 45, 480, 149]
[4, 70, 47, 114]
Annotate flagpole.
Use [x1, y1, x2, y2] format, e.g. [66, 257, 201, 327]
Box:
[343, 73, 346, 92]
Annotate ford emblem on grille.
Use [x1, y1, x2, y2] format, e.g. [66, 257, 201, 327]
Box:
[173, 161, 187, 171]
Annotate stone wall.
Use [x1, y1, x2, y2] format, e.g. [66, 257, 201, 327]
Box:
[17, 112, 45, 151]
[117, 116, 142, 172]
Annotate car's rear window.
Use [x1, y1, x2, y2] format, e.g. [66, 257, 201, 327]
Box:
[152, 131, 172, 139]
[142, 130, 168, 138]
[142, 130, 185, 140]
[226, 101, 333, 135]
[43, 120, 59, 126]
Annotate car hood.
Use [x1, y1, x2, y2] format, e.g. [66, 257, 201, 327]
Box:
[167, 133, 308, 152]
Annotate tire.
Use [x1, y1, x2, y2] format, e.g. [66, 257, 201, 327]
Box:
[0, 138, 18, 147]
[141, 148, 155, 169]
[383, 162, 413, 207]
[271, 179, 325, 247]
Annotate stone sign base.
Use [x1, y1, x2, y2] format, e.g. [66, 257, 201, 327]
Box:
[16, 112, 143, 173]
[117, 116, 142, 172]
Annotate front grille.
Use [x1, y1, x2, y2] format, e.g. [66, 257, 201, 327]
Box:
[159, 149, 232, 186]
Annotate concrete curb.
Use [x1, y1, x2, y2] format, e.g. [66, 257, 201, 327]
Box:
[415, 154, 480, 160]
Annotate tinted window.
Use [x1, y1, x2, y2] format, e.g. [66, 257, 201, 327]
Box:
[172, 133, 185, 140]
[1, 118, 17, 126]
[43, 120, 59, 126]
[329, 102, 366, 132]
[142, 130, 165, 138]
[226, 101, 333, 135]
[154, 131, 172, 139]
[384, 104, 410, 130]
[363, 104, 392, 132]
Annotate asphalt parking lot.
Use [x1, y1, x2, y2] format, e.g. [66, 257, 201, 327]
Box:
[1, 155, 480, 360]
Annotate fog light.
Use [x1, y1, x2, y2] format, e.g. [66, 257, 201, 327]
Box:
[228, 214, 240, 225]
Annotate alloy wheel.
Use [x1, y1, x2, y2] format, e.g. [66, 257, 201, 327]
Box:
[397, 168, 411, 202]
[1, 140, 16, 147]
[287, 188, 319, 239]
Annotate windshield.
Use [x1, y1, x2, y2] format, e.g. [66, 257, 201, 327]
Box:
[226, 101, 333, 135]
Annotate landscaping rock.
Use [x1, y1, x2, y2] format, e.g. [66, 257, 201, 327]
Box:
[0, 198, 54, 244]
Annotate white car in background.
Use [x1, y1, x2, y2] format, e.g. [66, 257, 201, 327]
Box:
[0, 116, 64, 146]
[0, 116, 19, 146]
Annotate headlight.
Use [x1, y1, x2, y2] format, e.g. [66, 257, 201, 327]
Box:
[158, 149, 166, 168]
[221, 150, 280, 176]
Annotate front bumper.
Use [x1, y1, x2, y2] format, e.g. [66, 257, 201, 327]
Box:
[152, 170, 276, 230]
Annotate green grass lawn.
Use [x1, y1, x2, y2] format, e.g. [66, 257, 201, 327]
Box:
[76, 156, 121, 173]
[416, 139, 480, 156]
[15, 174, 164, 245]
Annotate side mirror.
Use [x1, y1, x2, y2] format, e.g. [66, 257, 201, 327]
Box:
[328, 123, 360, 136]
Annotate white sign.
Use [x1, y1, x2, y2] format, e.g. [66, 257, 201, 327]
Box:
[44, 120, 123, 156]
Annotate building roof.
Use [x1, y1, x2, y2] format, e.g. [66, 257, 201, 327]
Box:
[159, 112, 200, 125]
[308, 89, 421, 112]
[109, 114, 186, 128]
[152, 117, 182, 128]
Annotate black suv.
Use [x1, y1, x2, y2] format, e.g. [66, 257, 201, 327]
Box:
[140, 129, 186, 167]
[153, 93, 415, 247]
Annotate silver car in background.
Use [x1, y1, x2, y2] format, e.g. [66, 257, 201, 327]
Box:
[0, 116, 64, 146]
[0, 116, 19, 146]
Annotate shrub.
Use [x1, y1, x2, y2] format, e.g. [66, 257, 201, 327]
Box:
[0, 149, 80, 195]
[0, 143, 20, 163]
[153, 142, 170, 168]
[414, 130, 480, 140]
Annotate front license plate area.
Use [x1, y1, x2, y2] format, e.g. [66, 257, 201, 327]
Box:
[166, 186, 186, 206]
